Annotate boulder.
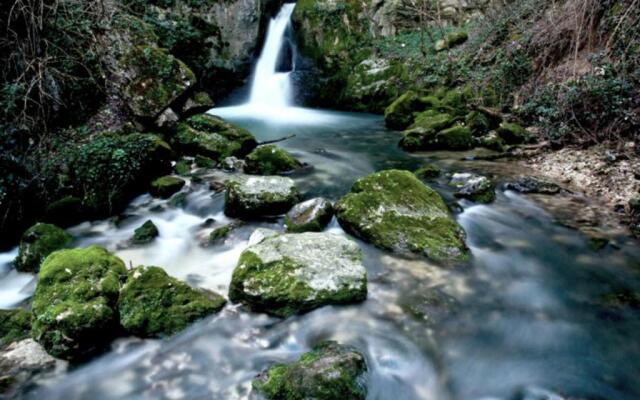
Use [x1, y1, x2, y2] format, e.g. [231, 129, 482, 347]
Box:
[254, 341, 367, 400]
[244, 145, 302, 175]
[209, 223, 240, 244]
[335, 170, 469, 262]
[15, 223, 72, 273]
[450, 173, 496, 203]
[194, 155, 216, 168]
[414, 164, 442, 179]
[221, 156, 246, 172]
[434, 124, 475, 150]
[503, 176, 561, 195]
[118, 266, 226, 338]
[131, 220, 159, 245]
[477, 131, 507, 152]
[150, 176, 185, 199]
[224, 176, 300, 219]
[31, 246, 127, 361]
[285, 198, 334, 233]
[181, 92, 215, 116]
[400, 111, 457, 151]
[229, 230, 367, 317]
[465, 111, 490, 137]
[0, 309, 31, 347]
[496, 122, 531, 145]
[175, 114, 257, 161]
[384, 91, 422, 130]
[0, 339, 59, 397]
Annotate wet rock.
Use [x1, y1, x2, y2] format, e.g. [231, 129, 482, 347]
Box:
[497, 122, 532, 145]
[504, 176, 562, 195]
[0, 339, 60, 397]
[31, 246, 127, 361]
[285, 198, 334, 233]
[254, 341, 367, 400]
[224, 176, 300, 219]
[0, 309, 31, 347]
[168, 192, 188, 208]
[209, 223, 241, 244]
[335, 170, 469, 262]
[244, 145, 302, 175]
[194, 155, 215, 168]
[221, 156, 246, 172]
[155, 107, 179, 130]
[150, 176, 185, 199]
[400, 112, 472, 151]
[414, 164, 442, 179]
[175, 114, 257, 161]
[181, 92, 215, 116]
[131, 220, 159, 245]
[229, 230, 367, 317]
[450, 173, 496, 203]
[118, 266, 226, 338]
[384, 91, 422, 130]
[15, 223, 72, 273]
[174, 159, 192, 175]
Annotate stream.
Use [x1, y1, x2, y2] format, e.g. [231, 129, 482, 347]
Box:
[2, 3, 640, 399]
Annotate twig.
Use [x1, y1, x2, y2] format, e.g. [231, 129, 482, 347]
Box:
[258, 134, 296, 145]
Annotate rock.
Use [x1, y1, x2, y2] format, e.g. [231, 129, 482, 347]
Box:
[168, 192, 188, 208]
[248, 228, 280, 246]
[465, 111, 490, 137]
[155, 107, 179, 130]
[244, 145, 302, 175]
[131, 220, 159, 245]
[0, 309, 31, 347]
[414, 164, 442, 179]
[497, 122, 531, 145]
[384, 91, 423, 130]
[31, 246, 127, 361]
[175, 114, 257, 161]
[224, 176, 300, 219]
[229, 231, 367, 317]
[174, 160, 192, 175]
[14, 223, 72, 273]
[445, 31, 469, 48]
[399, 111, 457, 151]
[434, 124, 475, 150]
[343, 57, 406, 114]
[477, 131, 507, 152]
[43, 196, 85, 227]
[285, 198, 334, 233]
[123, 46, 196, 118]
[221, 156, 246, 172]
[504, 176, 562, 195]
[450, 173, 496, 203]
[335, 170, 469, 262]
[441, 88, 472, 116]
[150, 176, 185, 199]
[253, 341, 367, 400]
[181, 92, 215, 116]
[0, 339, 58, 396]
[118, 266, 226, 338]
[209, 223, 240, 244]
[194, 155, 215, 168]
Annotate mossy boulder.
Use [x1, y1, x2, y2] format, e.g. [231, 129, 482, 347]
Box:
[465, 111, 490, 137]
[384, 91, 422, 130]
[175, 114, 257, 161]
[194, 155, 215, 168]
[224, 176, 300, 219]
[254, 341, 367, 400]
[123, 46, 196, 118]
[174, 160, 191, 175]
[244, 145, 302, 175]
[209, 223, 238, 244]
[150, 176, 185, 198]
[285, 198, 334, 233]
[118, 266, 226, 338]
[477, 131, 507, 152]
[31, 246, 127, 361]
[401, 120, 473, 151]
[15, 223, 72, 273]
[131, 220, 159, 245]
[229, 230, 367, 317]
[0, 309, 32, 347]
[435, 31, 469, 52]
[434, 124, 475, 150]
[496, 122, 531, 145]
[450, 173, 495, 204]
[414, 164, 442, 179]
[335, 170, 469, 262]
[440, 88, 472, 116]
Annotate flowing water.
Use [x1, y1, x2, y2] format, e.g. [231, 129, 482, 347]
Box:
[3, 3, 640, 400]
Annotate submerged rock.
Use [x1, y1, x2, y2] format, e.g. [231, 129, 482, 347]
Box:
[335, 170, 469, 262]
[0, 309, 31, 347]
[15, 223, 72, 273]
[414, 164, 442, 179]
[131, 220, 159, 245]
[175, 114, 257, 161]
[450, 173, 496, 203]
[285, 198, 334, 233]
[31, 246, 127, 361]
[254, 341, 367, 400]
[229, 230, 367, 317]
[244, 145, 302, 175]
[224, 176, 300, 219]
[504, 176, 562, 195]
[118, 266, 226, 338]
[150, 176, 185, 198]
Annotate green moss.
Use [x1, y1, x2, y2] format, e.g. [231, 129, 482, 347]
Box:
[131, 220, 159, 245]
[31, 246, 127, 361]
[440, 88, 471, 116]
[465, 111, 490, 137]
[446, 31, 468, 48]
[15, 223, 72, 273]
[150, 176, 185, 198]
[209, 223, 237, 243]
[118, 266, 226, 338]
[224, 178, 301, 219]
[285, 199, 334, 233]
[244, 145, 302, 175]
[174, 160, 191, 175]
[0, 309, 31, 347]
[435, 124, 474, 150]
[496, 122, 531, 144]
[335, 170, 468, 262]
[194, 155, 215, 168]
[253, 341, 367, 400]
[410, 111, 456, 132]
[384, 91, 422, 130]
[414, 164, 441, 179]
[478, 132, 507, 152]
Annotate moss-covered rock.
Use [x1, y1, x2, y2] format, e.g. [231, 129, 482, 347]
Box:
[122, 46, 196, 118]
[209, 223, 240, 244]
[194, 155, 215, 168]
[345, 58, 408, 114]
[496, 122, 531, 145]
[131, 220, 159, 245]
[503, 176, 561, 194]
[31, 246, 127, 361]
[150, 176, 185, 198]
[410, 111, 457, 132]
[401, 119, 473, 152]
[174, 160, 191, 175]
[224, 176, 300, 219]
[477, 131, 507, 152]
[118, 266, 225, 338]
[254, 341, 367, 400]
[450, 173, 496, 203]
[414, 164, 442, 179]
[229, 230, 367, 317]
[465, 111, 490, 137]
[15, 223, 72, 273]
[175, 114, 257, 161]
[335, 170, 469, 262]
[285, 198, 334, 233]
[440, 88, 472, 116]
[244, 145, 302, 175]
[0, 309, 31, 347]
[434, 124, 475, 150]
[384, 91, 422, 130]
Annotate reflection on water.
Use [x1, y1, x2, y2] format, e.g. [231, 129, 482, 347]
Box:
[2, 110, 638, 400]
